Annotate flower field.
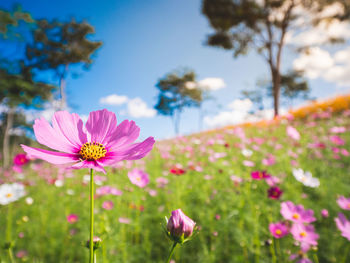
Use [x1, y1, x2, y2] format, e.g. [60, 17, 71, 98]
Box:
[1, 97, 350, 263]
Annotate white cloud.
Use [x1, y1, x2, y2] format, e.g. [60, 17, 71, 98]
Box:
[198, 78, 226, 91]
[228, 98, 253, 112]
[99, 94, 128, 106]
[293, 46, 350, 87]
[127, 97, 156, 118]
[204, 98, 287, 128]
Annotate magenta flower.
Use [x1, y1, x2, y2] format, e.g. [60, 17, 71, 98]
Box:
[330, 135, 345, 146]
[67, 214, 79, 224]
[21, 110, 155, 174]
[269, 222, 289, 238]
[251, 170, 270, 180]
[268, 186, 283, 200]
[96, 186, 122, 196]
[102, 200, 114, 210]
[167, 209, 196, 243]
[128, 168, 150, 188]
[287, 126, 300, 141]
[280, 201, 316, 224]
[321, 209, 329, 218]
[13, 153, 29, 166]
[291, 223, 319, 252]
[335, 213, 350, 241]
[337, 196, 350, 210]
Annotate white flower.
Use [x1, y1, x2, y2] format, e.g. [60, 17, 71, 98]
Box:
[25, 197, 34, 205]
[0, 183, 26, 205]
[241, 149, 253, 157]
[292, 168, 320, 188]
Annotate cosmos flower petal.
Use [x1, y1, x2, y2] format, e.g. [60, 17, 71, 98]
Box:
[107, 120, 140, 150]
[85, 109, 118, 144]
[51, 111, 87, 148]
[21, 145, 79, 164]
[33, 117, 79, 153]
[71, 160, 106, 174]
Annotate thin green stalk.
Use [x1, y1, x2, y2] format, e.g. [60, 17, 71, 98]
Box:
[8, 248, 14, 263]
[166, 242, 177, 263]
[270, 239, 276, 263]
[342, 242, 350, 263]
[313, 253, 319, 263]
[6, 204, 15, 263]
[90, 168, 94, 263]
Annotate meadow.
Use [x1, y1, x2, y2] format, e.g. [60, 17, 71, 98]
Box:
[1, 96, 350, 263]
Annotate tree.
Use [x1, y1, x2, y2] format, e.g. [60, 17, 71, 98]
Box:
[26, 18, 102, 109]
[154, 70, 203, 135]
[202, 0, 350, 116]
[0, 64, 55, 169]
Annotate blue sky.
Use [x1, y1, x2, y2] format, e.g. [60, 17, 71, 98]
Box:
[3, 0, 350, 140]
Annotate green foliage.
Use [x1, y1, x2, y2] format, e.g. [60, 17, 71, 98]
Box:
[26, 18, 102, 72]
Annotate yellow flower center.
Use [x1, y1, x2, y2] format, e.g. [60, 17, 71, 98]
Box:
[79, 142, 107, 161]
[300, 231, 307, 237]
[292, 213, 300, 219]
[275, 229, 282, 235]
[6, 193, 13, 198]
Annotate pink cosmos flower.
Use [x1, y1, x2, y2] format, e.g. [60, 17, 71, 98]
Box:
[330, 135, 345, 146]
[266, 176, 281, 186]
[67, 214, 79, 224]
[321, 209, 329, 218]
[167, 209, 196, 240]
[96, 186, 122, 196]
[243, 160, 255, 167]
[21, 110, 155, 174]
[119, 217, 131, 224]
[335, 213, 350, 241]
[13, 153, 29, 166]
[251, 170, 270, 180]
[291, 223, 319, 252]
[337, 196, 350, 210]
[287, 126, 300, 141]
[330, 126, 346, 133]
[16, 250, 28, 258]
[102, 200, 114, 210]
[269, 222, 289, 238]
[262, 154, 276, 166]
[128, 169, 150, 188]
[280, 201, 316, 224]
[268, 186, 283, 200]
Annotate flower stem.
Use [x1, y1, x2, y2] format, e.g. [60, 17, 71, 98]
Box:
[89, 168, 94, 263]
[6, 203, 15, 263]
[166, 242, 177, 263]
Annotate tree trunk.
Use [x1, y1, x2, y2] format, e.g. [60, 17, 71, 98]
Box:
[3, 107, 15, 170]
[272, 69, 281, 117]
[58, 64, 69, 110]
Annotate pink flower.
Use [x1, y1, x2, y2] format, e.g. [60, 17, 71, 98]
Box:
[291, 223, 319, 252]
[156, 177, 169, 188]
[21, 110, 155, 174]
[96, 186, 122, 196]
[128, 169, 150, 188]
[102, 200, 114, 210]
[262, 154, 276, 166]
[268, 186, 283, 200]
[269, 222, 289, 238]
[280, 201, 316, 224]
[330, 135, 345, 146]
[321, 209, 329, 218]
[330, 126, 346, 133]
[16, 250, 28, 258]
[67, 214, 79, 224]
[13, 153, 29, 166]
[335, 213, 350, 241]
[337, 196, 350, 210]
[287, 126, 300, 141]
[167, 209, 196, 242]
[251, 170, 270, 180]
[243, 160, 255, 167]
[266, 176, 280, 186]
[119, 217, 131, 224]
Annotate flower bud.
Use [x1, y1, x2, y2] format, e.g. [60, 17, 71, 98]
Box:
[167, 209, 195, 244]
[86, 236, 102, 250]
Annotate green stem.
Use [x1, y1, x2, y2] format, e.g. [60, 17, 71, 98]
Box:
[8, 248, 14, 263]
[90, 168, 94, 263]
[166, 242, 177, 263]
[6, 204, 12, 242]
[342, 243, 350, 263]
[270, 239, 276, 263]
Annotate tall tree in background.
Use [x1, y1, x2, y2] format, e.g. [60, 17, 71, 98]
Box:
[202, 0, 350, 116]
[26, 19, 102, 109]
[154, 70, 203, 135]
[0, 64, 55, 169]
